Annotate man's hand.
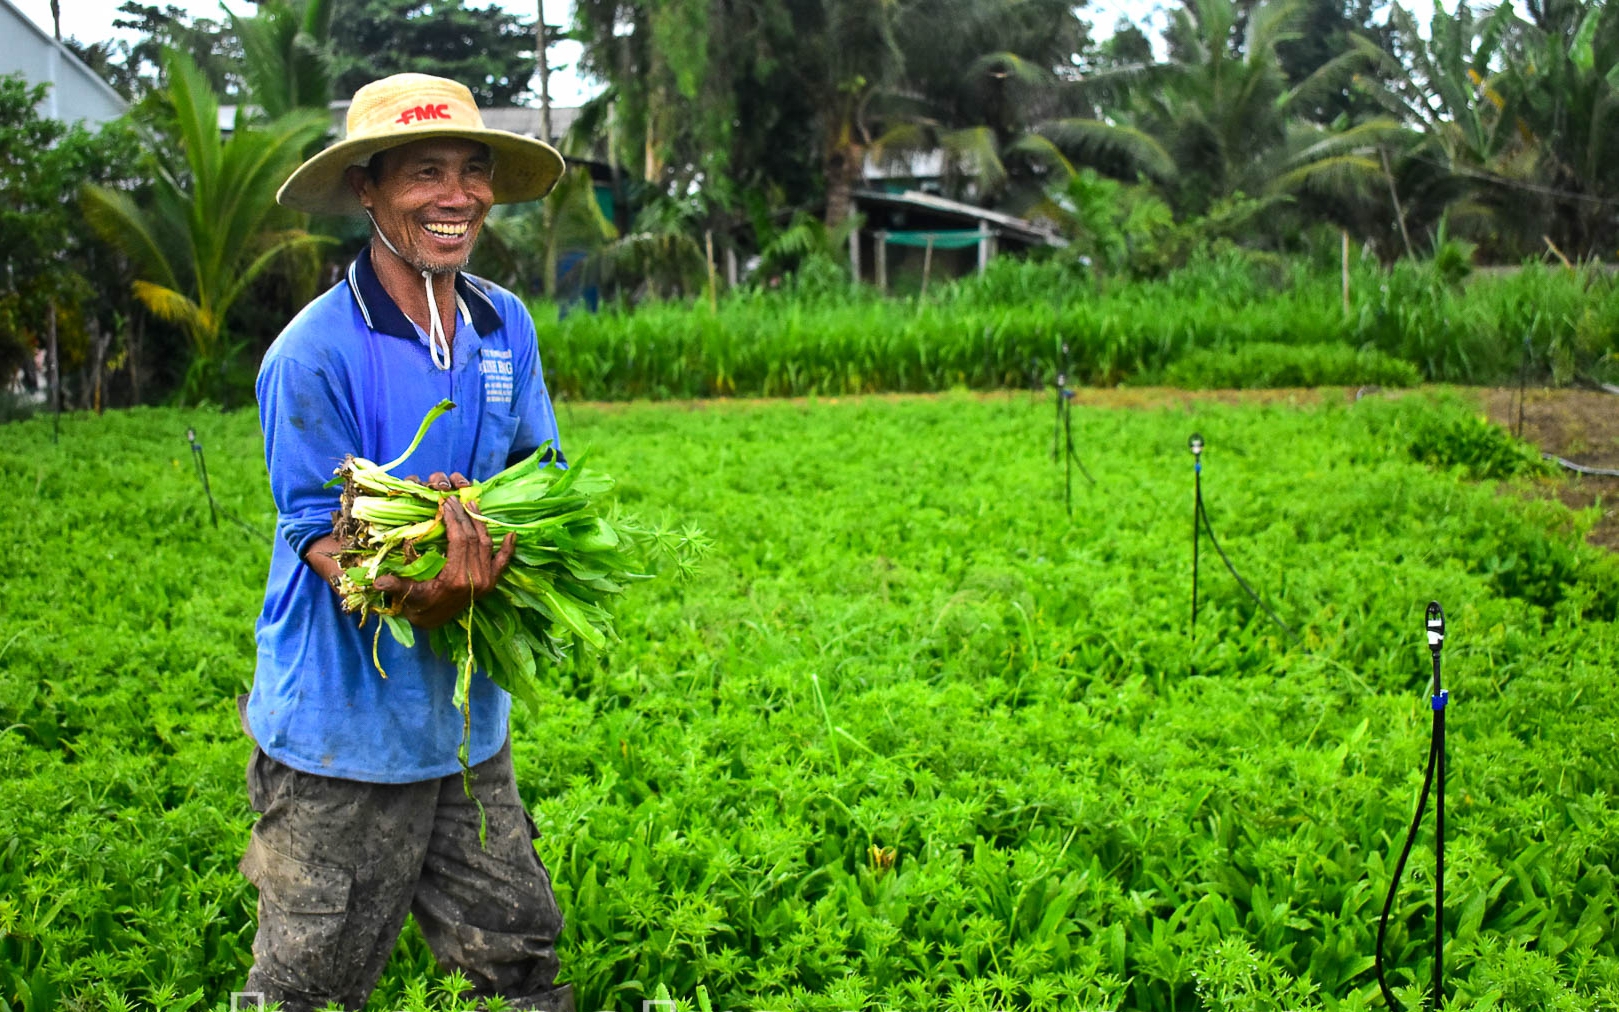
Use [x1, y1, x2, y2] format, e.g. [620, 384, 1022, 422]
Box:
[373, 472, 516, 629]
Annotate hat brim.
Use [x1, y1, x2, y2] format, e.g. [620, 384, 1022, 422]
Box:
[277, 129, 566, 216]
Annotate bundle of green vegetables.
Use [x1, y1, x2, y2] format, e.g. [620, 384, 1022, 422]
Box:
[331, 399, 707, 734]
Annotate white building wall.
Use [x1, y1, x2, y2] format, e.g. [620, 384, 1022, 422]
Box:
[0, 0, 127, 126]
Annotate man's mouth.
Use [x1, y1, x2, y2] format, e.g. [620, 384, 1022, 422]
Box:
[422, 222, 470, 238]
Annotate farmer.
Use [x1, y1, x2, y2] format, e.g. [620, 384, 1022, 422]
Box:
[241, 73, 573, 1012]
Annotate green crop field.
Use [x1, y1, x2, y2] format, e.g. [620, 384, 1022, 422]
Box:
[3, 392, 1618, 1012]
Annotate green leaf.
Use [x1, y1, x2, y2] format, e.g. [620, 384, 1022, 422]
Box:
[393, 551, 448, 581]
[381, 612, 415, 649]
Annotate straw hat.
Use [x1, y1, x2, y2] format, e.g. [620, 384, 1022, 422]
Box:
[277, 73, 565, 216]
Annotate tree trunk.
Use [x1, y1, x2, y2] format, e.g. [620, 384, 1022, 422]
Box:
[46, 298, 60, 414]
[543, 221, 558, 299]
[87, 315, 111, 414]
[823, 138, 865, 228]
[536, 13, 553, 145]
[129, 310, 144, 406]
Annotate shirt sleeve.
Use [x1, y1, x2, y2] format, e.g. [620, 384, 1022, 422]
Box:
[257, 354, 362, 557]
[506, 306, 566, 468]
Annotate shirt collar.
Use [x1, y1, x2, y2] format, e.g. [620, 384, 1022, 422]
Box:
[347, 245, 504, 340]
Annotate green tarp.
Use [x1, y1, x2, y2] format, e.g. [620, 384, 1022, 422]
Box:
[880, 229, 984, 249]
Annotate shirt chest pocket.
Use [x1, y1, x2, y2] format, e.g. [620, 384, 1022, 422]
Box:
[472, 410, 520, 482]
[472, 408, 521, 479]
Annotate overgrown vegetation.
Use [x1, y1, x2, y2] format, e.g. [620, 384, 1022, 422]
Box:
[11, 0, 1619, 406]
[535, 255, 1619, 400]
[4, 394, 1618, 1010]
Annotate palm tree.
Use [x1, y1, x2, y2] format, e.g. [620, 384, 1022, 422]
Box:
[868, 49, 1177, 214]
[1350, 2, 1595, 257]
[866, 0, 1175, 211]
[1497, 0, 1619, 257]
[1101, 0, 1395, 215]
[228, 0, 336, 122]
[811, 0, 907, 226]
[479, 166, 619, 298]
[83, 50, 329, 402]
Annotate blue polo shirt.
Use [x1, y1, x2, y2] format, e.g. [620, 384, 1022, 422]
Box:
[249, 246, 563, 783]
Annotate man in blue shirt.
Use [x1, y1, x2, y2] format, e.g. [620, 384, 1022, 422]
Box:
[242, 73, 574, 1011]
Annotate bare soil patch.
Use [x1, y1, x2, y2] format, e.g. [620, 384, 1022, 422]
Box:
[1478, 387, 1619, 551]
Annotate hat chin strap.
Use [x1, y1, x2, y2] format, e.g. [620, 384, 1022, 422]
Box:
[366, 211, 464, 371]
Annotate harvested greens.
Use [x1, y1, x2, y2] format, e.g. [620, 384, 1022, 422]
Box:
[331, 400, 707, 767]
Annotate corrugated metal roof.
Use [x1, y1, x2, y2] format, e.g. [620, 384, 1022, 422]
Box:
[853, 188, 1064, 246]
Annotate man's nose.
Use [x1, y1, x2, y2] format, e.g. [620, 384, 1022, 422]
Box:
[437, 173, 480, 207]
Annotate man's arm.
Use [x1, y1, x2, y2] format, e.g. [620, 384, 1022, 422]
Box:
[302, 534, 345, 588]
[506, 302, 565, 467]
[260, 355, 362, 562]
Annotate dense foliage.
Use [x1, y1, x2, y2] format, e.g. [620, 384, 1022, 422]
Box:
[533, 256, 1619, 401]
[571, 0, 1619, 263]
[328, 0, 539, 106]
[0, 75, 140, 404]
[22, 0, 1619, 405]
[4, 394, 1618, 1010]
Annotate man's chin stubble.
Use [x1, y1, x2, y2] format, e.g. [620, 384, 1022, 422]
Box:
[408, 251, 473, 276]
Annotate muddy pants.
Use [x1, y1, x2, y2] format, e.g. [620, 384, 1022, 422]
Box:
[239, 737, 573, 1012]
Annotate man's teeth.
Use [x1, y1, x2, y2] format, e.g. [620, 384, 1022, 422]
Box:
[423, 223, 468, 237]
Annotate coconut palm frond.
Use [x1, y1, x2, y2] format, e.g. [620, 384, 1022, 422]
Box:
[1279, 46, 1375, 115]
[1272, 154, 1383, 194]
[1286, 118, 1407, 163]
[1038, 118, 1177, 182]
[939, 125, 1007, 193]
[132, 281, 210, 335]
[1243, 0, 1307, 61]
[1004, 132, 1078, 181]
[217, 231, 333, 321]
[81, 185, 183, 291]
[870, 122, 939, 170]
[967, 51, 1058, 90]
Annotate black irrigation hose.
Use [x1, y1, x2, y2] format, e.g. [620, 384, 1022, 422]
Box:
[1196, 493, 1295, 640]
[186, 429, 273, 545]
[1187, 434, 1294, 642]
[1050, 345, 1096, 517]
[186, 428, 219, 529]
[1543, 453, 1619, 477]
[1376, 603, 1449, 1012]
[1514, 337, 1532, 440]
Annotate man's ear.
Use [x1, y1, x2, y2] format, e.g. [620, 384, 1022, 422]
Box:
[344, 164, 374, 210]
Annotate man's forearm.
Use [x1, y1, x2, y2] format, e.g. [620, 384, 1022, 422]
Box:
[303, 534, 345, 590]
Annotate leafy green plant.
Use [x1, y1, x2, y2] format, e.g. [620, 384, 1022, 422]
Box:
[533, 255, 1619, 399]
[4, 393, 1619, 1010]
[1155, 341, 1421, 389]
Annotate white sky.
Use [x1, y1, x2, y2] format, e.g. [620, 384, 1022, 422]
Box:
[1085, 0, 1446, 51]
[16, 0, 1452, 107]
[11, 0, 598, 104]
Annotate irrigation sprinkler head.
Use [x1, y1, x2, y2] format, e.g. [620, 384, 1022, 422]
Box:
[1188, 433, 1204, 457]
[185, 428, 198, 446]
[1426, 600, 1445, 654]
[1056, 371, 1068, 388]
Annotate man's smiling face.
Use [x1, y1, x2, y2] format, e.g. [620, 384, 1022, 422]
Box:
[351, 137, 494, 275]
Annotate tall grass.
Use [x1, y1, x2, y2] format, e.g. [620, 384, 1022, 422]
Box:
[534, 255, 1619, 400]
